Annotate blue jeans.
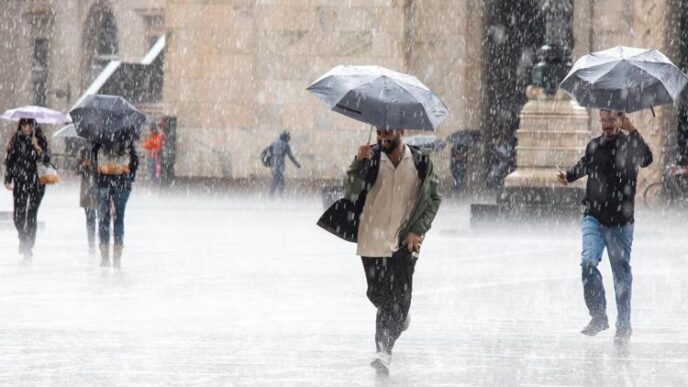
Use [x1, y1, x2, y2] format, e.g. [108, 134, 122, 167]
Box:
[97, 187, 131, 246]
[580, 216, 634, 330]
[85, 208, 97, 248]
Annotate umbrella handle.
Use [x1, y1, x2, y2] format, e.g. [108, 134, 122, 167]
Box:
[367, 126, 374, 145]
[650, 106, 656, 118]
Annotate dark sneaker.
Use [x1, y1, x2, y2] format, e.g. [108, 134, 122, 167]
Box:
[370, 352, 391, 377]
[581, 318, 609, 336]
[614, 328, 632, 344]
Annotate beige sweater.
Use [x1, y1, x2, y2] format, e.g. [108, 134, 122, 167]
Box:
[357, 145, 421, 257]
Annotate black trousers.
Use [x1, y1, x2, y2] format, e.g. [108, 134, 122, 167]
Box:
[13, 184, 45, 250]
[361, 248, 417, 354]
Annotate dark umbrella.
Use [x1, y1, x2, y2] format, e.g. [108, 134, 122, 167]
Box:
[560, 46, 688, 114]
[69, 94, 146, 144]
[405, 135, 446, 152]
[307, 65, 449, 131]
[446, 130, 481, 146]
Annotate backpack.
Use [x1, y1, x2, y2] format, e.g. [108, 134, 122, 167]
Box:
[260, 145, 273, 167]
[97, 142, 131, 175]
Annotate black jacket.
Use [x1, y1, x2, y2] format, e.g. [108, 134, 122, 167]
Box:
[4, 131, 51, 188]
[566, 131, 653, 226]
[91, 141, 139, 190]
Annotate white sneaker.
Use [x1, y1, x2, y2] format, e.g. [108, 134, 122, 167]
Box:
[370, 351, 391, 376]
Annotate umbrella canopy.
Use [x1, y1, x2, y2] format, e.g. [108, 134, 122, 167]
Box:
[307, 65, 449, 131]
[1, 105, 70, 124]
[446, 130, 482, 146]
[405, 135, 446, 151]
[52, 123, 84, 139]
[560, 46, 688, 113]
[70, 94, 146, 144]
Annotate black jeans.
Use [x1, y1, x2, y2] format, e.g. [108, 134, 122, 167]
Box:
[13, 184, 45, 251]
[361, 248, 417, 354]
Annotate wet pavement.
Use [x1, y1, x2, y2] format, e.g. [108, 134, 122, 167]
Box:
[1, 183, 687, 386]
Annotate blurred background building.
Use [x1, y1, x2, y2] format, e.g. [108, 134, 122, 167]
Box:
[1, 0, 687, 192]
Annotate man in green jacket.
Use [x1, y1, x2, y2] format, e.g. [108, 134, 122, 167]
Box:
[344, 127, 441, 376]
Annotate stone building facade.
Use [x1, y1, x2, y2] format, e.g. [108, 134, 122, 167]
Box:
[2, 0, 688, 190]
[0, 0, 164, 157]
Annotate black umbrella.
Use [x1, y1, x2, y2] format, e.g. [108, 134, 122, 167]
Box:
[446, 130, 481, 146]
[70, 94, 146, 144]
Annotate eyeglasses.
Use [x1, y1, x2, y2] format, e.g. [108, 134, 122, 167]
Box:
[600, 118, 619, 124]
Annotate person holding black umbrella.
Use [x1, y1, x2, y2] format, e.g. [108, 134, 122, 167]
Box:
[70, 94, 145, 269]
[3, 118, 51, 259]
[557, 110, 652, 344]
[92, 139, 138, 269]
[346, 128, 441, 376]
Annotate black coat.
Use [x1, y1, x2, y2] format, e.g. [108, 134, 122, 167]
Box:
[566, 131, 653, 226]
[4, 131, 51, 189]
[317, 144, 429, 242]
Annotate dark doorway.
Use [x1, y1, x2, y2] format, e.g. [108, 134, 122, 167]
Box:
[481, 0, 545, 188]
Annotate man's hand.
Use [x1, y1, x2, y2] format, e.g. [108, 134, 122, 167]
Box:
[5, 183, 13, 191]
[620, 114, 636, 133]
[356, 144, 372, 161]
[403, 232, 422, 253]
[557, 171, 568, 186]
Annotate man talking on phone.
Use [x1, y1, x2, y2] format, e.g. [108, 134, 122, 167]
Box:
[344, 127, 441, 376]
[558, 110, 653, 344]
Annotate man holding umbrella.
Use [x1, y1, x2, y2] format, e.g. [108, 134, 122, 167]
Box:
[347, 127, 441, 375]
[558, 110, 652, 344]
[310, 65, 445, 375]
[558, 46, 688, 344]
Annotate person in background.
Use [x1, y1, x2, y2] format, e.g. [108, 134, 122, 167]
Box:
[142, 124, 163, 183]
[76, 145, 97, 255]
[4, 118, 51, 259]
[268, 130, 301, 196]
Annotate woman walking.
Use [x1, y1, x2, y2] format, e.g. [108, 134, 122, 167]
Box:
[92, 140, 138, 269]
[3, 118, 51, 259]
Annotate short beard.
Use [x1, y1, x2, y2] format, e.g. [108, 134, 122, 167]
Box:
[379, 136, 401, 155]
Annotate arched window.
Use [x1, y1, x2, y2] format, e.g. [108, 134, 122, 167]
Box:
[83, 2, 118, 85]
